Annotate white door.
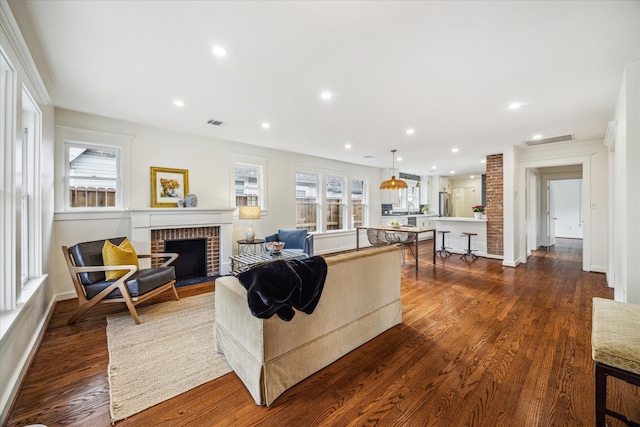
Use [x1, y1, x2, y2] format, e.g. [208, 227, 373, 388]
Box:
[550, 179, 583, 239]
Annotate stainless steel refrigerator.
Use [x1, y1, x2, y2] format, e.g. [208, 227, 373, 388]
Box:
[439, 192, 451, 217]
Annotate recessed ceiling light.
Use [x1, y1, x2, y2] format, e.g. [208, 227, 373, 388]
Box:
[452, 148, 459, 153]
[212, 46, 227, 57]
[508, 102, 521, 110]
[320, 91, 332, 100]
[431, 166, 437, 170]
[261, 122, 270, 129]
[470, 175, 475, 179]
[173, 100, 184, 107]
[532, 134, 542, 140]
[450, 171, 455, 174]
[406, 128, 415, 135]
[344, 143, 352, 149]
[397, 157, 403, 161]
[481, 159, 486, 164]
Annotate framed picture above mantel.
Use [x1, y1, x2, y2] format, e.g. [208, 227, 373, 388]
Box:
[150, 166, 189, 207]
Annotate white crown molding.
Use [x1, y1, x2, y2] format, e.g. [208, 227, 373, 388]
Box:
[0, 0, 51, 105]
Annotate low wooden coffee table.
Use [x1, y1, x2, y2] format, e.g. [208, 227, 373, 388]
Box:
[230, 250, 307, 275]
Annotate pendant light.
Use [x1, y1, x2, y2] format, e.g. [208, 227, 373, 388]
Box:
[379, 149, 408, 190]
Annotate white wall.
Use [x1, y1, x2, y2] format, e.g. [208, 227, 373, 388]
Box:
[52, 108, 381, 298]
[610, 61, 640, 303]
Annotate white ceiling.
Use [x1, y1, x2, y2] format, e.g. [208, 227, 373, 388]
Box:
[14, 0, 640, 177]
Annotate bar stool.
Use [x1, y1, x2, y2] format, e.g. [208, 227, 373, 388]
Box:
[461, 232, 478, 261]
[435, 230, 452, 258]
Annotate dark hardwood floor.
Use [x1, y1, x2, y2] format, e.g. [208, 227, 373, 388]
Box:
[6, 238, 639, 426]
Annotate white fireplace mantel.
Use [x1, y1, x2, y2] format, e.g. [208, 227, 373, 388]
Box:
[128, 208, 236, 275]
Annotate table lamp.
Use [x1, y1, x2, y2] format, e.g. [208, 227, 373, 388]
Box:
[238, 206, 261, 242]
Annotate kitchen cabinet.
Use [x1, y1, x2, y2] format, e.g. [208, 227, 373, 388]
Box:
[417, 215, 436, 240]
[419, 176, 432, 205]
[439, 176, 450, 193]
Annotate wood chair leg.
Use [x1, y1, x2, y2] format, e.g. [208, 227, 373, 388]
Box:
[169, 282, 180, 301]
[119, 283, 142, 324]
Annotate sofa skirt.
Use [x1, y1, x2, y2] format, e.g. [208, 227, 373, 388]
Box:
[215, 299, 402, 406]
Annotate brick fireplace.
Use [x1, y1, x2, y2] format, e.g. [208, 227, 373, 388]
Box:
[151, 228, 219, 276]
[129, 208, 235, 275]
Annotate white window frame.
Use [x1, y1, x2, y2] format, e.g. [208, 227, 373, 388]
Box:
[350, 176, 369, 229]
[296, 171, 320, 232]
[233, 163, 263, 207]
[1, 47, 17, 312]
[325, 174, 347, 232]
[64, 141, 120, 210]
[229, 154, 268, 213]
[296, 166, 370, 234]
[55, 126, 132, 213]
[20, 87, 43, 289]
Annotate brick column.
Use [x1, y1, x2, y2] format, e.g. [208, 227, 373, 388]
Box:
[486, 154, 503, 255]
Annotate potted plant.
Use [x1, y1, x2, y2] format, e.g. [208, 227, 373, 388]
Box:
[472, 205, 484, 219]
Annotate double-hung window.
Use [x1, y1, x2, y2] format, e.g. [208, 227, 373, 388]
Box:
[65, 142, 119, 209]
[234, 164, 262, 207]
[351, 178, 367, 228]
[295, 172, 318, 232]
[57, 127, 131, 213]
[325, 175, 346, 231]
[296, 170, 369, 233]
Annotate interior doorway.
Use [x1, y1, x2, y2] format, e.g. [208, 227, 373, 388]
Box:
[525, 164, 584, 263]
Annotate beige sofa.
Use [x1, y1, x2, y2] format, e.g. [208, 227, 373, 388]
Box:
[214, 245, 402, 406]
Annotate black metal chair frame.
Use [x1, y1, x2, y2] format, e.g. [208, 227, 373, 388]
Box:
[435, 231, 452, 258]
[460, 232, 478, 261]
[595, 362, 640, 427]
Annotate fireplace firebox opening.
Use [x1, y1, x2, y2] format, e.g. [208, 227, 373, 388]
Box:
[164, 238, 207, 280]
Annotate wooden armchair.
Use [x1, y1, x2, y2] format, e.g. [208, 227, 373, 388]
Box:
[62, 237, 180, 325]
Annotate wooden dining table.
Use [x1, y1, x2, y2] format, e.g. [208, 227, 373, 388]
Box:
[356, 225, 436, 271]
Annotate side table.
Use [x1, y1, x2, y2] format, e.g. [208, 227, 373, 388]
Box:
[237, 238, 265, 255]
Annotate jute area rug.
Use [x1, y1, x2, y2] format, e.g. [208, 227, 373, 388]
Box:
[106, 293, 232, 423]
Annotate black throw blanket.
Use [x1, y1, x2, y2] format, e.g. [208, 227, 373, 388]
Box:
[237, 256, 328, 321]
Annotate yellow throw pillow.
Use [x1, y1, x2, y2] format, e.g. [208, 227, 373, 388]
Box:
[102, 238, 139, 281]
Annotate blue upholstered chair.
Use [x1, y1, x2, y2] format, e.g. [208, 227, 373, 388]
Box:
[264, 229, 314, 257]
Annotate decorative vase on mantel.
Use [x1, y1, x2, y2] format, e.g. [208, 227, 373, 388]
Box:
[184, 193, 198, 208]
[474, 212, 483, 219]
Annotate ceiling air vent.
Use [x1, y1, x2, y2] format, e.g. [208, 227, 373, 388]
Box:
[524, 134, 574, 146]
[207, 119, 225, 126]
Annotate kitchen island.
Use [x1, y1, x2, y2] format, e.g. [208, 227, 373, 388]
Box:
[433, 217, 488, 258]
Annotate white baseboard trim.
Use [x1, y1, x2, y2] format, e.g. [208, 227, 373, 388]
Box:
[56, 291, 78, 301]
[502, 259, 521, 268]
